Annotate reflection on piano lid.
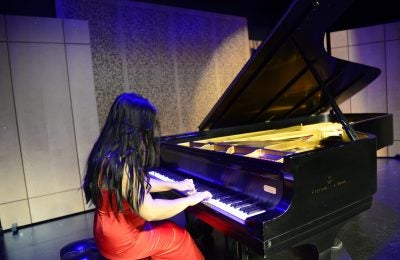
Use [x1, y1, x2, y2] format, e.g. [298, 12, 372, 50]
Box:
[158, 0, 393, 258]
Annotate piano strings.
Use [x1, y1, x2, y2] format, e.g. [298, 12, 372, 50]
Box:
[178, 122, 348, 162]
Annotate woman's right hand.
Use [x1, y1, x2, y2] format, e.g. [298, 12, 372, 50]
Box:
[187, 191, 212, 206]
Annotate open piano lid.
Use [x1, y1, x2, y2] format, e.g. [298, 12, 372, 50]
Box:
[199, 0, 381, 132]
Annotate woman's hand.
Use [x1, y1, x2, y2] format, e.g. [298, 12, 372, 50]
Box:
[173, 179, 196, 194]
[186, 191, 213, 206]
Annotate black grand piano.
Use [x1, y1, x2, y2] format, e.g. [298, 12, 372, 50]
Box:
[150, 0, 394, 258]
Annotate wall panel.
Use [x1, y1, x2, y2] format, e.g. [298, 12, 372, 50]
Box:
[385, 21, 400, 41]
[348, 24, 384, 45]
[65, 44, 99, 181]
[0, 15, 97, 226]
[0, 43, 27, 204]
[29, 190, 84, 223]
[386, 40, 400, 141]
[331, 23, 399, 156]
[0, 200, 31, 229]
[59, 0, 125, 127]
[6, 15, 64, 43]
[349, 43, 386, 113]
[56, 0, 249, 135]
[331, 46, 351, 113]
[0, 15, 6, 40]
[123, 5, 179, 135]
[9, 42, 81, 197]
[175, 13, 219, 132]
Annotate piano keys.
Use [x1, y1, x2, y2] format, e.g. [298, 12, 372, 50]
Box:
[157, 0, 394, 258]
[149, 169, 267, 223]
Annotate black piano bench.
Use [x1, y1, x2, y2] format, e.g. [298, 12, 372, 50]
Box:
[60, 238, 106, 260]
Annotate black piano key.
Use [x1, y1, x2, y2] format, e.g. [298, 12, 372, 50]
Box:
[213, 194, 231, 200]
[240, 205, 259, 213]
[220, 197, 241, 204]
[239, 205, 258, 213]
[231, 199, 252, 208]
[245, 207, 265, 215]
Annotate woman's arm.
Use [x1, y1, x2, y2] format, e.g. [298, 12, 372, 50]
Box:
[149, 177, 196, 193]
[138, 190, 212, 221]
[122, 167, 212, 221]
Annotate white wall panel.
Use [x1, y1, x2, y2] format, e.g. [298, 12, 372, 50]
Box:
[6, 15, 64, 43]
[9, 42, 81, 197]
[386, 40, 400, 142]
[331, 46, 351, 113]
[385, 21, 400, 41]
[349, 43, 386, 113]
[29, 189, 84, 223]
[66, 44, 99, 181]
[0, 43, 27, 204]
[0, 200, 31, 229]
[330, 30, 348, 48]
[348, 25, 384, 45]
[388, 140, 400, 156]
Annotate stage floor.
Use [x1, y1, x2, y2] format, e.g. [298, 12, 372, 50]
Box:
[1, 158, 399, 259]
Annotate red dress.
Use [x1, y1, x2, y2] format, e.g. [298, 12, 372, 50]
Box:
[94, 190, 204, 260]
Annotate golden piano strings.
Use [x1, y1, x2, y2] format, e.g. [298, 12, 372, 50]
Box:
[178, 122, 353, 163]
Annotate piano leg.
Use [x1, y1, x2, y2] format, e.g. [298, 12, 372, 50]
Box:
[319, 238, 351, 260]
[293, 222, 351, 260]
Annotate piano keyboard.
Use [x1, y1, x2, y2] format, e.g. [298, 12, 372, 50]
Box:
[149, 169, 266, 223]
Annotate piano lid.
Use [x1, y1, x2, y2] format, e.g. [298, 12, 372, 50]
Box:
[199, 0, 381, 131]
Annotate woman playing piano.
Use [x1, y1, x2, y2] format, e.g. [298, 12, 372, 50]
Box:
[83, 92, 212, 260]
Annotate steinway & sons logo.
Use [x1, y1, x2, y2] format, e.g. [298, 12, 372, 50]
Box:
[311, 175, 347, 195]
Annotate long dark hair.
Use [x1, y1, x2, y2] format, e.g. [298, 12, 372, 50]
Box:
[83, 92, 160, 213]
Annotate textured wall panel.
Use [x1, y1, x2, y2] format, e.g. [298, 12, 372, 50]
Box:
[9, 42, 81, 197]
[6, 15, 64, 43]
[122, 5, 179, 135]
[29, 189, 84, 223]
[56, 0, 249, 135]
[215, 16, 250, 100]
[174, 13, 219, 132]
[0, 43, 27, 204]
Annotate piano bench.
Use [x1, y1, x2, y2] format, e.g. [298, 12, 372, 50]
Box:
[60, 238, 106, 260]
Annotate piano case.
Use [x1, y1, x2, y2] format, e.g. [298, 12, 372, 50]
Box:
[156, 0, 394, 258]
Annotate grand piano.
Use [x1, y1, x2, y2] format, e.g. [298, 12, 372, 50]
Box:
[150, 0, 394, 258]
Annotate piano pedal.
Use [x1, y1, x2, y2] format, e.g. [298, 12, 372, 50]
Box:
[224, 236, 251, 260]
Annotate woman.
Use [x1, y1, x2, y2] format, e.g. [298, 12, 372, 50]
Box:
[83, 93, 212, 260]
